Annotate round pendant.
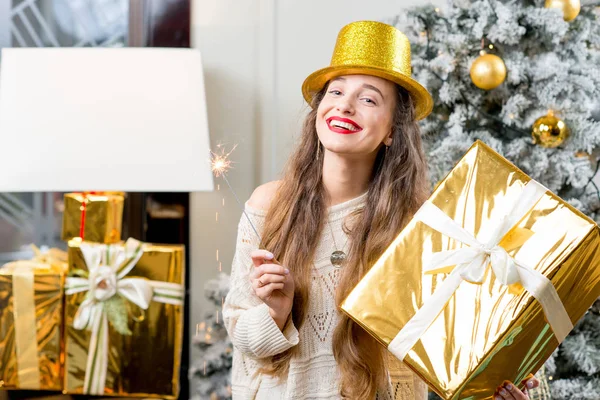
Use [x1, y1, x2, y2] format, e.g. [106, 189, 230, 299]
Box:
[330, 250, 346, 267]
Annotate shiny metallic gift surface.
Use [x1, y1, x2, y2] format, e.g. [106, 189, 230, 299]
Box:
[342, 141, 600, 400]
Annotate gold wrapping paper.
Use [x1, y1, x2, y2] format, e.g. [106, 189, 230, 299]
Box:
[64, 239, 185, 398]
[341, 141, 600, 400]
[61, 192, 124, 244]
[0, 256, 67, 390]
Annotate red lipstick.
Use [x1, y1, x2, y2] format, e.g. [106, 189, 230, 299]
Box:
[326, 117, 363, 134]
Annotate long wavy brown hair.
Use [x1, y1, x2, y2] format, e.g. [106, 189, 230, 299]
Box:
[259, 80, 429, 399]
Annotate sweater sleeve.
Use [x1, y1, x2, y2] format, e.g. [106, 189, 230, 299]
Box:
[223, 205, 299, 359]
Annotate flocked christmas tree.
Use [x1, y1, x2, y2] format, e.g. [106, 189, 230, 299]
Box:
[190, 272, 233, 400]
[388, 0, 600, 399]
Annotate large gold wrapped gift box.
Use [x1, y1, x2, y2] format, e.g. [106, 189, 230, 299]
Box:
[64, 238, 185, 398]
[61, 192, 124, 244]
[341, 141, 600, 400]
[0, 249, 67, 390]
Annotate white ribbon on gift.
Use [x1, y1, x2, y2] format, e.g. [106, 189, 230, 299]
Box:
[65, 238, 184, 395]
[388, 180, 574, 361]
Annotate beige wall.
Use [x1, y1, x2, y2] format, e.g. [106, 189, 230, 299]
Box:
[189, 0, 445, 392]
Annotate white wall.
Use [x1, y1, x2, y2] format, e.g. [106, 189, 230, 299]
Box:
[189, 0, 445, 393]
[189, 3, 260, 381]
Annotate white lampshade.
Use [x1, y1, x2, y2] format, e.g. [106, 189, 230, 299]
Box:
[0, 47, 213, 192]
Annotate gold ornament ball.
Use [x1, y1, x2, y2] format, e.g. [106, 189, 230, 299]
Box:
[545, 0, 581, 22]
[470, 53, 507, 90]
[532, 114, 570, 148]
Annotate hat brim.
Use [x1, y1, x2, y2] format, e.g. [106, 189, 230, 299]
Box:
[301, 65, 434, 120]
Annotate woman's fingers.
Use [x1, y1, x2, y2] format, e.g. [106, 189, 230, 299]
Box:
[248, 250, 293, 302]
[251, 272, 286, 289]
[249, 261, 290, 299]
[495, 381, 527, 400]
[495, 375, 539, 400]
[495, 386, 516, 400]
[255, 282, 285, 299]
[521, 375, 539, 390]
[250, 263, 289, 280]
[250, 249, 274, 267]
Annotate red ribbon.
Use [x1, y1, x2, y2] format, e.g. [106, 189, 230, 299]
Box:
[79, 200, 86, 239]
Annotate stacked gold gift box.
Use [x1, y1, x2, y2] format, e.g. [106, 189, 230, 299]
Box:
[0, 192, 186, 399]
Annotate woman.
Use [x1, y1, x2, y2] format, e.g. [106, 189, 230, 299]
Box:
[223, 21, 540, 400]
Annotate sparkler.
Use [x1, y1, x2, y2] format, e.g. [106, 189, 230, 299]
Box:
[210, 144, 236, 178]
[210, 144, 261, 241]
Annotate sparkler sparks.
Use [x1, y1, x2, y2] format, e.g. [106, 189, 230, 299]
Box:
[210, 144, 237, 177]
[209, 144, 261, 241]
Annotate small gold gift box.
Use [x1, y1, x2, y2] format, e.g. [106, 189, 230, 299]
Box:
[61, 192, 124, 244]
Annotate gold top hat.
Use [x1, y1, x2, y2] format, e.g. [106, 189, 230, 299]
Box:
[302, 21, 433, 120]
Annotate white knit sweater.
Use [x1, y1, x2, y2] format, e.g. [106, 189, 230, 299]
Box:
[223, 193, 428, 400]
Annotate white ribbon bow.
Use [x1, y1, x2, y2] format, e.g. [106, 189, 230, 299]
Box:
[65, 238, 184, 395]
[388, 180, 574, 361]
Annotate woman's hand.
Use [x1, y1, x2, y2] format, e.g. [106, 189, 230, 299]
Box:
[494, 375, 540, 400]
[250, 250, 295, 330]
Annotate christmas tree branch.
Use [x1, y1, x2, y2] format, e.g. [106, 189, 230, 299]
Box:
[590, 180, 600, 204]
[580, 156, 600, 204]
[485, 0, 499, 21]
[458, 90, 531, 137]
[586, 157, 600, 188]
[582, 1, 600, 7]
[416, 16, 431, 57]
[421, 18, 528, 139]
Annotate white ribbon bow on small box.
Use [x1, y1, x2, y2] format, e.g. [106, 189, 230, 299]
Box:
[65, 238, 184, 395]
[389, 180, 574, 361]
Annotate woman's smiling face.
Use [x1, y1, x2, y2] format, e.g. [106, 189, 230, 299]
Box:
[316, 74, 397, 157]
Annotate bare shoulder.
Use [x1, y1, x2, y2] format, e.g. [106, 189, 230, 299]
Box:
[247, 180, 282, 211]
